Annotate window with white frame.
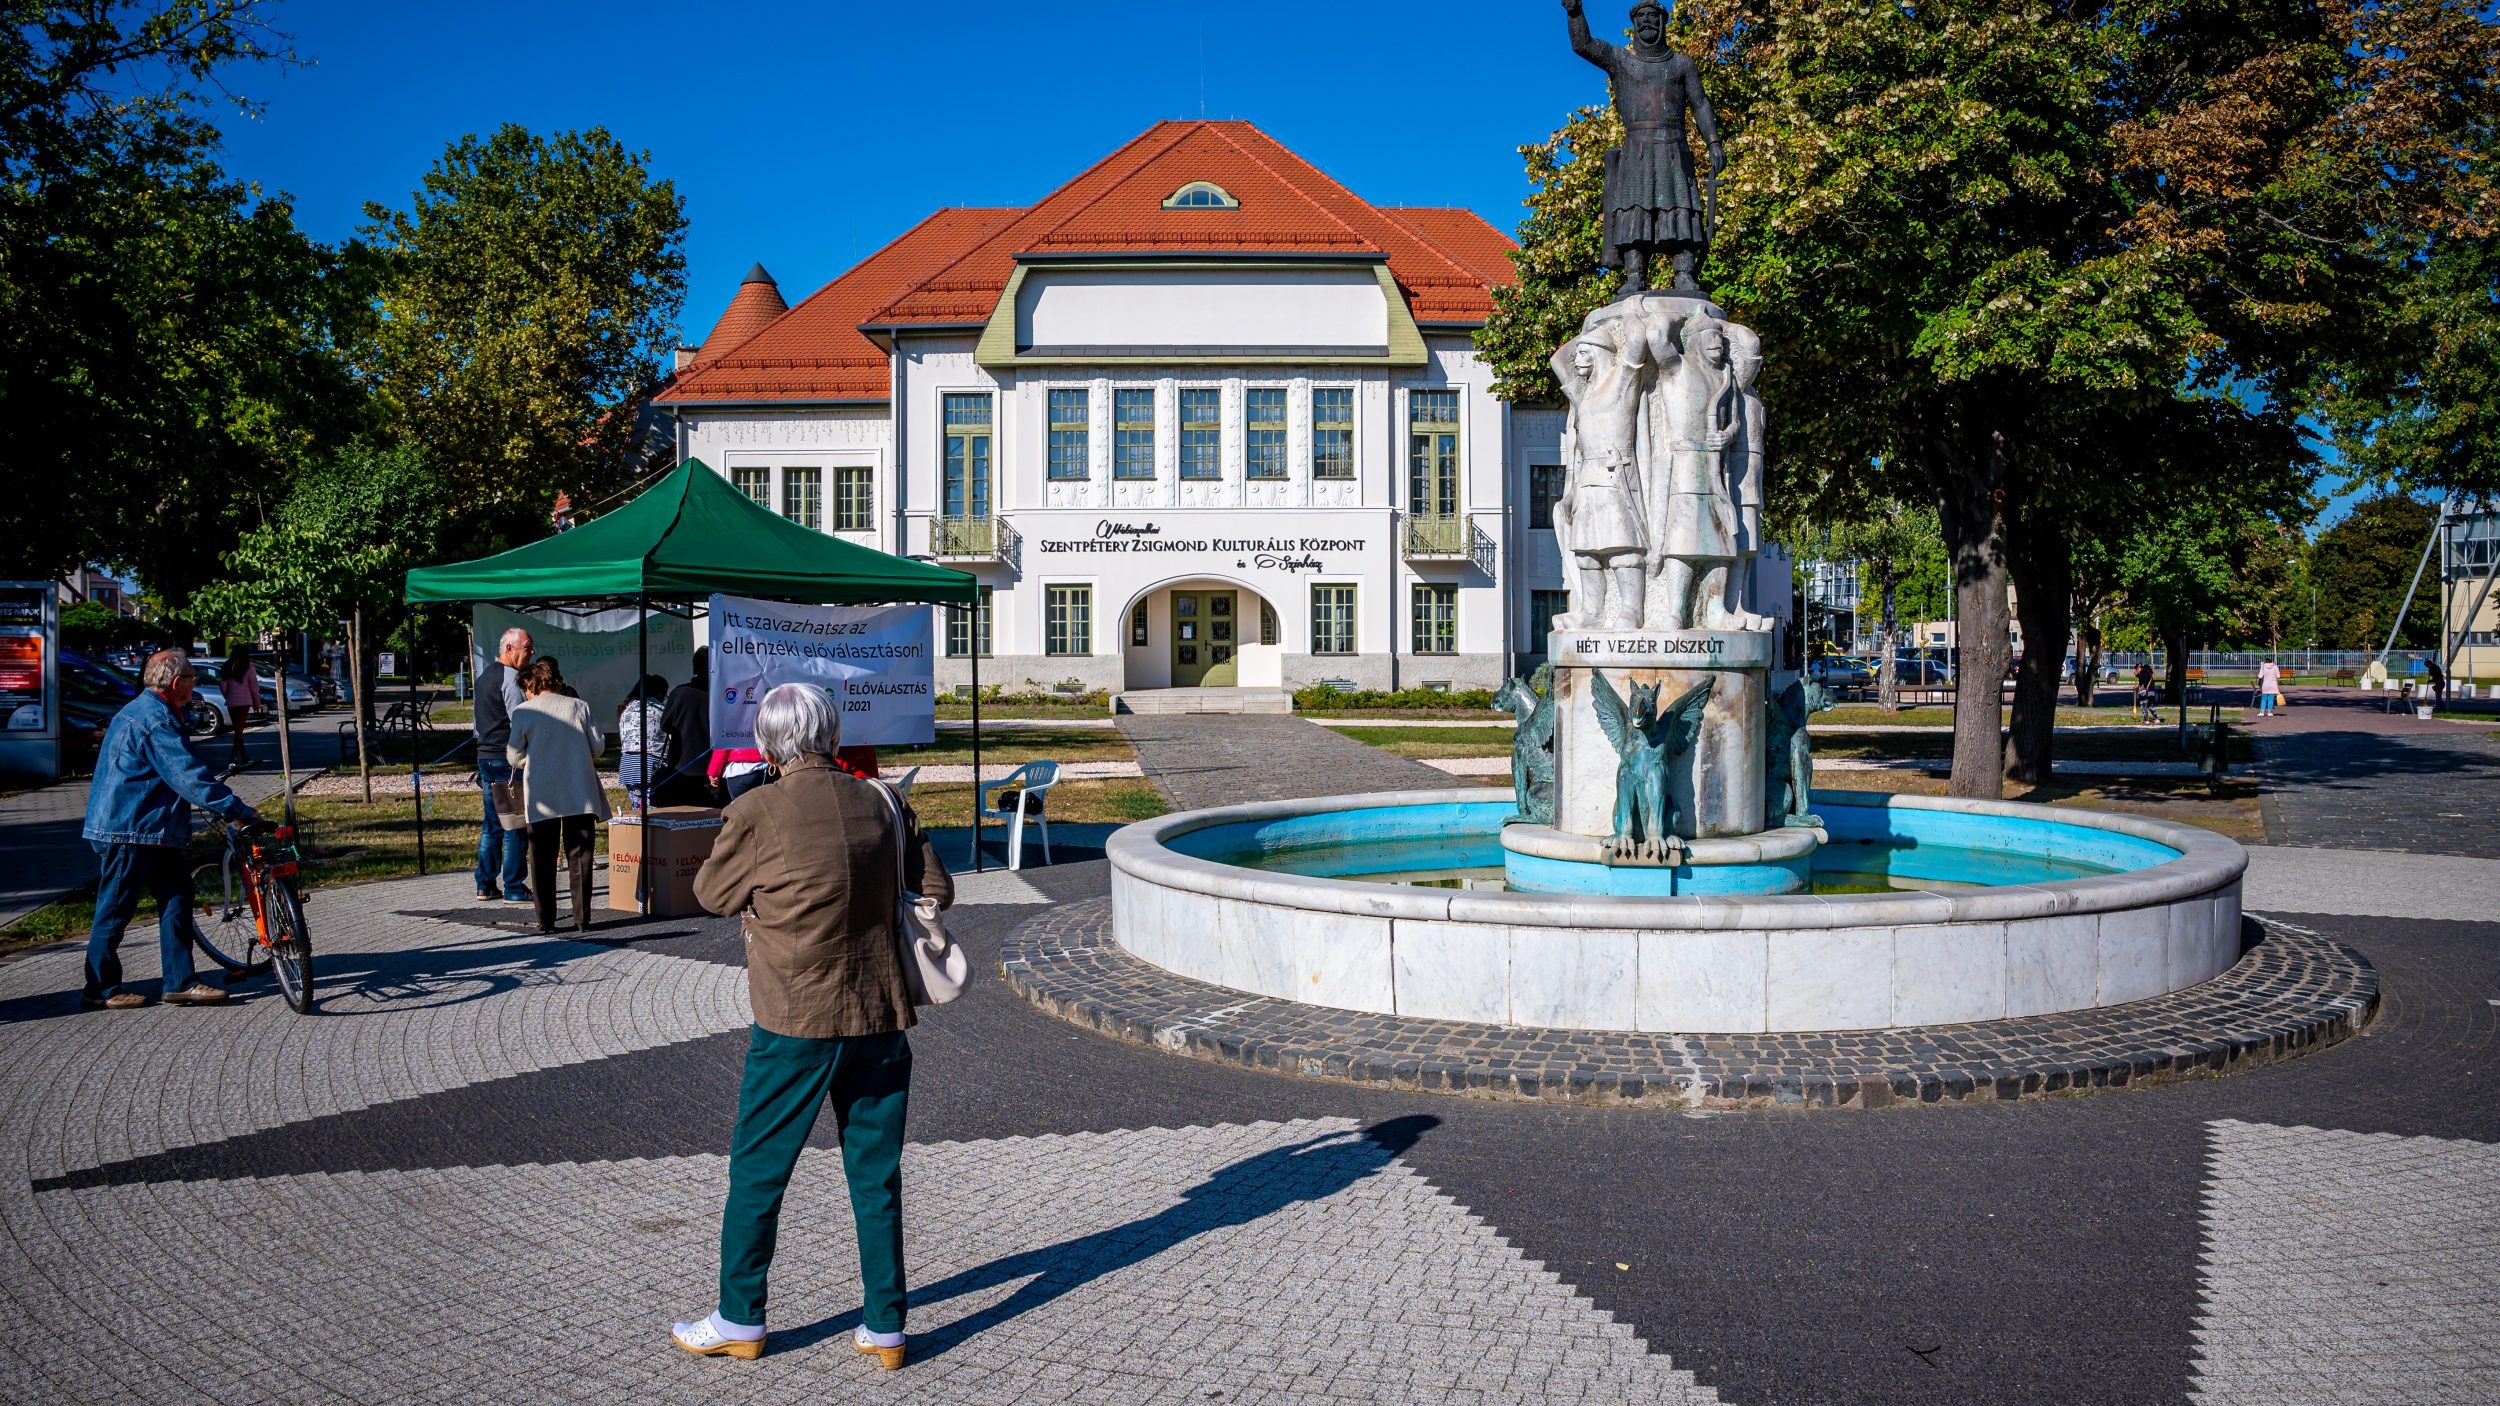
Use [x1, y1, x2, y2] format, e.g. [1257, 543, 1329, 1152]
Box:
[943, 393, 992, 518]
[1312, 387, 1354, 479]
[1528, 464, 1565, 529]
[1245, 388, 1287, 479]
[1411, 583, 1456, 655]
[1179, 388, 1221, 480]
[1045, 585, 1092, 656]
[1048, 388, 1089, 481]
[1408, 390, 1460, 519]
[1311, 585, 1356, 655]
[1114, 388, 1156, 480]
[731, 467, 770, 507]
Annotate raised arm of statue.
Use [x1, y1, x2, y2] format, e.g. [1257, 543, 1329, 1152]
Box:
[1550, 340, 1586, 404]
[1682, 57, 1724, 170]
[1563, 0, 1617, 73]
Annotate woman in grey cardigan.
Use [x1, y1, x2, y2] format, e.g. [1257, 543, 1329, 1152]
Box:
[671, 682, 951, 1369]
[505, 658, 609, 934]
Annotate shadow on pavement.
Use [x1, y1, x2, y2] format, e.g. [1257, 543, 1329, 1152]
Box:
[776, 1114, 1439, 1358]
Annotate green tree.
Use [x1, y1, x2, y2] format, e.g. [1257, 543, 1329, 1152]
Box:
[1480, 104, 1622, 405]
[2308, 495, 2443, 650]
[0, 1, 366, 598]
[1828, 501, 1943, 711]
[362, 124, 686, 553]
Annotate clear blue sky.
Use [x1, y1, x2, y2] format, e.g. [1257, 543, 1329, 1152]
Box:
[212, 0, 1606, 344]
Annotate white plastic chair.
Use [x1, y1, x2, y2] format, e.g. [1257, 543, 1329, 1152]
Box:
[978, 760, 1061, 870]
[887, 765, 919, 804]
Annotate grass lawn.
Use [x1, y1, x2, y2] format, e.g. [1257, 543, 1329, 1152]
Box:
[881, 726, 1136, 768]
[912, 778, 1168, 828]
[1332, 725, 1519, 759]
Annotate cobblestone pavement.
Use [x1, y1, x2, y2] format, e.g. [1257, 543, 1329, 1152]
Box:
[1118, 713, 1456, 808]
[1, 725, 2493, 1405]
[2250, 690, 2500, 859]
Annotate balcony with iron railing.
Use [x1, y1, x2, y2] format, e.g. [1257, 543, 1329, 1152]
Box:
[931, 514, 1005, 560]
[1403, 512, 1470, 559]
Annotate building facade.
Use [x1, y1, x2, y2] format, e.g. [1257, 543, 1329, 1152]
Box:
[656, 122, 1585, 697]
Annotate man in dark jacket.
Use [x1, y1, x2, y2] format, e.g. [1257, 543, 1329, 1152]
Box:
[655, 645, 716, 807]
[474, 626, 533, 903]
[81, 651, 261, 1008]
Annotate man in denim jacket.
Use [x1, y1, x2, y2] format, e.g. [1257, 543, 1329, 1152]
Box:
[80, 651, 261, 1009]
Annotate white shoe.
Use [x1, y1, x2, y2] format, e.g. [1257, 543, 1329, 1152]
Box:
[854, 1324, 906, 1370]
[672, 1314, 764, 1360]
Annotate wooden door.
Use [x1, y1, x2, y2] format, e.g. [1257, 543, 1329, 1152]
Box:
[1169, 591, 1237, 687]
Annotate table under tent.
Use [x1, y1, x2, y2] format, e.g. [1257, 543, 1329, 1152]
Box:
[401, 460, 991, 888]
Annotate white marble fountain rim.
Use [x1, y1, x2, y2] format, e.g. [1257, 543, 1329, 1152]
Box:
[1104, 788, 2248, 932]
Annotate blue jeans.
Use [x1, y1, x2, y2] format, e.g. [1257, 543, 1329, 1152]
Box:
[476, 757, 529, 898]
[85, 843, 204, 1000]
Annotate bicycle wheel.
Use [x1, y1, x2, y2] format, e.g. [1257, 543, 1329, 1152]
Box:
[189, 863, 269, 980]
[258, 873, 315, 1014]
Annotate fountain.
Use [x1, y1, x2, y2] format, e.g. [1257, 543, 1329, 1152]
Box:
[1087, 2, 2250, 1040]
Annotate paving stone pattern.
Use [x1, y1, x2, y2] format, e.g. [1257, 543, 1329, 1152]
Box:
[1117, 713, 1458, 809]
[2251, 703, 2500, 860]
[1005, 899, 2378, 1109]
[2191, 1119, 2500, 1404]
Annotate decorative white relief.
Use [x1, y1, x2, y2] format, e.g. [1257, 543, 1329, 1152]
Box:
[696, 415, 887, 448]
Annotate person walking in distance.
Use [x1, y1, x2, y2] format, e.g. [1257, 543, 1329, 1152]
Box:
[673, 684, 953, 1368]
[473, 626, 534, 905]
[505, 658, 609, 935]
[80, 651, 263, 1008]
[2256, 657, 2281, 718]
[218, 644, 258, 772]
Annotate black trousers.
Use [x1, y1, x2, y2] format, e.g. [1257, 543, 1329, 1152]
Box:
[529, 815, 596, 933]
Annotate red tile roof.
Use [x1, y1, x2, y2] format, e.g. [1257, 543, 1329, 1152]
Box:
[688, 263, 790, 368]
[657, 208, 1019, 404]
[866, 121, 1516, 328]
[660, 121, 1516, 404]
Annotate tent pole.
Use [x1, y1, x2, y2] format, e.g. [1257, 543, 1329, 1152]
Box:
[409, 605, 426, 876]
[636, 589, 649, 913]
[971, 622, 984, 873]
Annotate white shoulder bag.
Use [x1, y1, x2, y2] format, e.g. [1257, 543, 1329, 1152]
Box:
[875, 781, 969, 1005]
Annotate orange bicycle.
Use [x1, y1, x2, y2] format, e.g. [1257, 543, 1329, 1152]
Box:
[191, 813, 315, 1013]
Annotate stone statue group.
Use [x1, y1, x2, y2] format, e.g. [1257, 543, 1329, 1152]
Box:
[1549, 300, 1770, 637]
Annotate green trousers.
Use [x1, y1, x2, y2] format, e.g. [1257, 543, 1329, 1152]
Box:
[717, 1025, 912, 1331]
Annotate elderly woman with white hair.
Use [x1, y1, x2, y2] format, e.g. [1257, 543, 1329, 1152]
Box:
[673, 682, 952, 1369]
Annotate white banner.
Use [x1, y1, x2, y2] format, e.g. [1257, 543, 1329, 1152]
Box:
[707, 594, 935, 749]
[471, 605, 695, 723]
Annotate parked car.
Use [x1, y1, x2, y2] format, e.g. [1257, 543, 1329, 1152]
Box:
[1808, 655, 1874, 691]
[58, 649, 219, 770]
[189, 656, 319, 715]
[1891, 650, 1956, 686]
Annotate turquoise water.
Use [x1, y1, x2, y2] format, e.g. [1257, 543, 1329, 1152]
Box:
[1167, 799, 2175, 894]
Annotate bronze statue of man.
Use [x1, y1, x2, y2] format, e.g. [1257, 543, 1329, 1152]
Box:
[1563, 0, 1724, 293]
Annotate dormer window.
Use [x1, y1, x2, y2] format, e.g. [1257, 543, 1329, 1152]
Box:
[1163, 181, 1239, 210]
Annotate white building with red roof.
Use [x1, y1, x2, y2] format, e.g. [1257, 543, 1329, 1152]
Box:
[655, 120, 1568, 697]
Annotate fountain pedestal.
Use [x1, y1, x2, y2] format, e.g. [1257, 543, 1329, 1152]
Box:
[1499, 627, 1821, 895]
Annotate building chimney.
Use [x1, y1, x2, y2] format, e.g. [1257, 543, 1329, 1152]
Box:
[673, 346, 699, 373]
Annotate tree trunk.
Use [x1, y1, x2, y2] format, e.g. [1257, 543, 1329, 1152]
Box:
[351, 606, 373, 804]
[1877, 575, 1900, 712]
[2164, 627, 2191, 705]
[2004, 530, 2070, 787]
[1936, 448, 2012, 800]
[2073, 619, 2102, 707]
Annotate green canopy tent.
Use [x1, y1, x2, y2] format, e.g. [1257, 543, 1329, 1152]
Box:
[401, 459, 992, 878]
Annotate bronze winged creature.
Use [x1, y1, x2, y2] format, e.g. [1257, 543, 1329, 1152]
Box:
[1765, 677, 1834, 827]
[1493, 663, 1559, 826]
[1592, 674, 1716, 862]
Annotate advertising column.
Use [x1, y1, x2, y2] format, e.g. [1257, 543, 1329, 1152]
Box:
[0, 583, 58, 781]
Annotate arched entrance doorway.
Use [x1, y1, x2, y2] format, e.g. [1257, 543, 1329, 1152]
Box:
[1120, 576, 1282, 691]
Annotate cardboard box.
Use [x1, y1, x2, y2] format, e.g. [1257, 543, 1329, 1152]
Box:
[608, 806, 724, 915]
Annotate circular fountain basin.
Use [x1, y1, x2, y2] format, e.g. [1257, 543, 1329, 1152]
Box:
[1105, 788, 2247, 1034]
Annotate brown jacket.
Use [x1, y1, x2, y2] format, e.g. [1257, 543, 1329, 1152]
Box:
[693, 756, 954, 1039]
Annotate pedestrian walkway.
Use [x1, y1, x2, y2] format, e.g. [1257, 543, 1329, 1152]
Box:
[2250, 687, 2500, 859]
[1117, 713, 1457, 809]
